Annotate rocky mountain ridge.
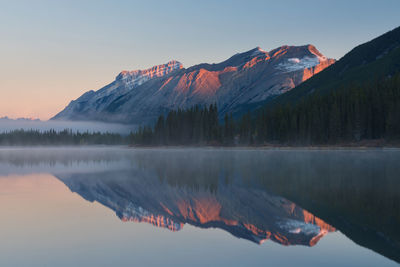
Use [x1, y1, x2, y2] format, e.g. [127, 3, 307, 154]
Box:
[53, 45, 335, 124]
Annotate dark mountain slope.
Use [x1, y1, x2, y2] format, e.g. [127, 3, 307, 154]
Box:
[273, 26, 400, 105]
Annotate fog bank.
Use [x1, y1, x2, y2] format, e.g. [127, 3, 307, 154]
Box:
[0, 118, 135, 134]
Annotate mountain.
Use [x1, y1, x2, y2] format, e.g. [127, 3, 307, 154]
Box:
[56, 168, 335, 246]
[0, 116, 41, 122]
[52, 45, 334, 124]
[235, 26, 400, 145]
[272, 26, 400, 105]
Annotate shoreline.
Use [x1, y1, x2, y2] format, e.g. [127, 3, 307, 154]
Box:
[128, 145, 400, 150]
[1, 142, 400, 150]
[129, 138, 400, 150]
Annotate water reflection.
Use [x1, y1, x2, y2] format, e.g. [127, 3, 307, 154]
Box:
[56, 168, 335, 246]
[0, 147, 399, 263]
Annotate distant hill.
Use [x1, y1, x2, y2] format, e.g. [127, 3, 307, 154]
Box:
[0, 116, 133, 134]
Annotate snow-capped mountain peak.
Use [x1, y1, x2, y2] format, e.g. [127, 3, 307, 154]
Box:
[52, 45, 335, 124]
[251, 46, 268, 56]
[274, 45, 335, 73]
[116, 60, 183, 88]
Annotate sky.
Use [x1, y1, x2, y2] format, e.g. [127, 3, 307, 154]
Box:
[0, 0, 399, 120]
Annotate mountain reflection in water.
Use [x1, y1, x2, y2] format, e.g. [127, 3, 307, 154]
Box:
[56, 169, 335, 247]
[0, 147, 398, 263]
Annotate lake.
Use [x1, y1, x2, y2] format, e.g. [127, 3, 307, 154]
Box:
[0, 147, 398, 266]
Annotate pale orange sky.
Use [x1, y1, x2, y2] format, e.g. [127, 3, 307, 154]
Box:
[0, 64, 117, 120]
[1, 0, 399, 120]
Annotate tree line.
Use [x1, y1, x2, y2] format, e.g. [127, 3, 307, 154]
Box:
[131, 72, 400, 146]
[254, 72, 400, 144]
[129, 104, 235, 145]
[0, 129, 127, 146]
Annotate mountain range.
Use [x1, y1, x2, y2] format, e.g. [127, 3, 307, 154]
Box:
[52, 45, 335, 124]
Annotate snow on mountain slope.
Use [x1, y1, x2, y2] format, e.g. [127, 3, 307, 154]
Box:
[52, 45, 335, 124]
[116, 60, 183, 89]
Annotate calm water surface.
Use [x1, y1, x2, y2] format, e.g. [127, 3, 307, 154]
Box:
[0, 147, 399, 266]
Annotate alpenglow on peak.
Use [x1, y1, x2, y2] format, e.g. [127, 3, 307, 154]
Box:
[116, 60, 183, 88]
[52, 45, 334, 124]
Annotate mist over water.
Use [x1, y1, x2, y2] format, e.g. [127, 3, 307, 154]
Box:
[0, 118, 135, 134]
[0, 147, 398, 266]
